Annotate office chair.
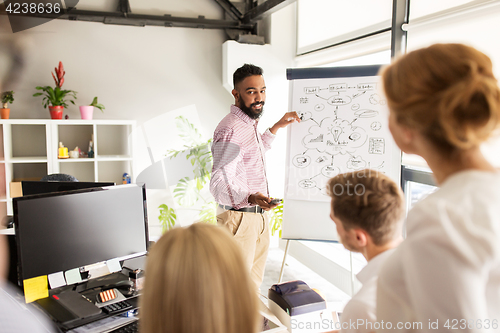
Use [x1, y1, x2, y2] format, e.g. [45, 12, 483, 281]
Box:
[40, 173, 79, 182]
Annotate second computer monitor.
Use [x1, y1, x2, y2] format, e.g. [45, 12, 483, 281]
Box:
[21, 180, 115, 196]
[14, 184, 149, 282]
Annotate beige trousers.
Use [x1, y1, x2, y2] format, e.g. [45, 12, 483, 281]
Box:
[216, 206, 270, 291]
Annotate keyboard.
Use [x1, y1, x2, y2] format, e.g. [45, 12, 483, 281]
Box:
[110, 320, 139, 333]
[101, 300, 133, 315]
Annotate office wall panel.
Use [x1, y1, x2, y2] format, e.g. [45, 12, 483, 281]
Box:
[296, 0, 392, 55]
[405, 1, 500, 167]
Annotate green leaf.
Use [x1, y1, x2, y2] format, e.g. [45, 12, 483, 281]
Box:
[173, 177, 199, 206]
[198, 201, 217, 224]
[162, 118, 215, 211]
[33, 85, 77, 108]
[1, 90, 14, 104]
[95, 103, 105, 112]
[175, 115, 204, 147]
[158, 203, 177, 233]
[195, 177, 203, 191]
[48, 87, 56, 103]
[269, 202, 284, 237]
[166, 149, 181, 158]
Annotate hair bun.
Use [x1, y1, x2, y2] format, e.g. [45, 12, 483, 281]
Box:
[382, 44, 500, 151]
[436, 60, 500, 149]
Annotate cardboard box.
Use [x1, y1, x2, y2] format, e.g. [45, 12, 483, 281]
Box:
[10, 182, 22, 198]
[12, 178, 41, 182]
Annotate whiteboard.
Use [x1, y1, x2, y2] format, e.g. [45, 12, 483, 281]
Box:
[282, 66, 401, 242]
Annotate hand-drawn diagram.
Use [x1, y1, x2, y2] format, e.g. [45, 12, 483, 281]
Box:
[287, 76, 394, 202]
[369, 138, 385, 154]
[370, 121, 382, 131]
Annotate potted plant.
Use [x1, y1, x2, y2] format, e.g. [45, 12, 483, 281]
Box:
[1, 91, 14, 119]
[33, 61, 77, 119]
[79, 97, 105, 120]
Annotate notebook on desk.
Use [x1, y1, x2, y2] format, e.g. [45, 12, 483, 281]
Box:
[54, 290, 103, 319]
[66, 315, 138, 333]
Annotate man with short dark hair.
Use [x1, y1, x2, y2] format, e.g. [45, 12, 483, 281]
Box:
[327, 169, 404, 333]
[210, 63, 300, 290]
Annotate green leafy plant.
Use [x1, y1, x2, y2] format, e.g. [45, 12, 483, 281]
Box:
[33, 61, 77, 108]
[269, 202, 284, 238]
[198, 201, 218, 225]
[174, 115, 205, 148]
[1, 91, 14, 108]
[158, 204, 176, 232]
[163, 116, 216, 225]
[173, 177, 200, 206]
[169, 139, 213, 207]
[89, 97, 105, 112]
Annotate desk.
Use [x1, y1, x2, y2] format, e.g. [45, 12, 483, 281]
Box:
[62, 298, 287, 333]
[259, 297, 288, 333]
[43, 289, 286, 333]
[35, 272, 141, 332]
[0, 228, 14, 235]
[66, 315, 137, 333]
[265, 297, 342, 333]
[0, 238, 144, 333]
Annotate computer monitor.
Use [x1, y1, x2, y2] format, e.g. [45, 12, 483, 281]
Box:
[21, 180, 115, 196]
[13, 184, 149, 283]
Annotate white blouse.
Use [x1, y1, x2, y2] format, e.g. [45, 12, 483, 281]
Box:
[377, 170, 500, 332]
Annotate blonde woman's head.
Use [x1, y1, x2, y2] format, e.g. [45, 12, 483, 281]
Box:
[381, 43, 500, 153]
[140, 223, 259, 333]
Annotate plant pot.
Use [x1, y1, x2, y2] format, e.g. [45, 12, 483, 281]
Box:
[49, 106, 64, 120]
[79, 106, 94, 120]
[1, 108, 10, 119]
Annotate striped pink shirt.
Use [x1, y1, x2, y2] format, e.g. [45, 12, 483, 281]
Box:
[210, 105, 275, 209]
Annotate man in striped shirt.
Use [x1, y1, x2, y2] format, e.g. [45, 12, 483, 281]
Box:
[210, 64, 300, 290]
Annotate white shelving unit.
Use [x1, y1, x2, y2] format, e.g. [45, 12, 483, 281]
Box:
[0, 119, 136, 218]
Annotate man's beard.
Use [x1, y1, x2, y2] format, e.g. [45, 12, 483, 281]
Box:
[240, 101, 265, 120]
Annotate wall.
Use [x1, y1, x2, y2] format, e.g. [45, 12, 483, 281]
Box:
[2, 0, 232, 132]
[0, 0, 298, 237]
[1, 0, 298, 146]
[0, 2, 230, 238]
